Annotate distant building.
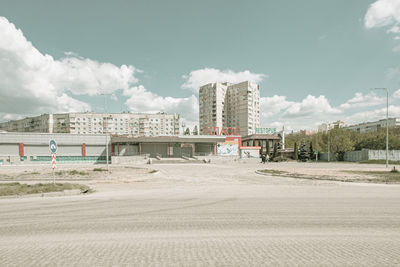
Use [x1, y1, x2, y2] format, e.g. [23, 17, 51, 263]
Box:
[299, 129, 318, 136]
[0, 112, 180, 136]
[344, 118, 400, 133]
[199, 81, 260, 136]
[317, 120, 346, 132]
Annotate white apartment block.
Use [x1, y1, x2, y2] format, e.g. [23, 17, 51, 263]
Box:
[0, 112, 180, 136]
[317, 120, 346, 132]
[199, 81, 260, 136]
[199, 82, 229, 132]
[344, 118, 400, 133]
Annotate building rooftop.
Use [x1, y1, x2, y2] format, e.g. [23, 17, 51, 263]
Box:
[112, 135, 226, 143]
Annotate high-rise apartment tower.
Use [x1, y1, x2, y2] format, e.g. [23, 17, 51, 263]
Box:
[199, 81, 260, 136]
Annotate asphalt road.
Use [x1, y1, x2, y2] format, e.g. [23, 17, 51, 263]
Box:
[1, 162, 400, 266]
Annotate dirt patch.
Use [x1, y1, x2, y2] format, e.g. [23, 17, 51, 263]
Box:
[257, 164, 400, 184]
[0, 182, 92, 196]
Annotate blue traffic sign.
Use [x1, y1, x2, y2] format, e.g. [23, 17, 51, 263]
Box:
[49, 139, 57, 154]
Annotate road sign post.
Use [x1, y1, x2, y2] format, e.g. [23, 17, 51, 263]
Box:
[49, 140, 57, 185]
[51, 153, 56, 184]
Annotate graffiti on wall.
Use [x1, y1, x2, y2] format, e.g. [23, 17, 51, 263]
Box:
[217, 139, 239, 156]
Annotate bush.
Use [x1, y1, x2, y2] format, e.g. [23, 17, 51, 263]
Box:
[93, 168, 107, 172]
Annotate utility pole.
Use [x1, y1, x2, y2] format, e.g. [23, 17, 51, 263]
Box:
[374, 88, 389, 168]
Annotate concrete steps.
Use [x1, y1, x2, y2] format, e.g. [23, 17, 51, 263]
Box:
[150, 158, 203, 164]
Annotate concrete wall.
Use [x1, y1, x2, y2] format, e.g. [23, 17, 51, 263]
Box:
[368, 149, 400, 161]
[320, 149, 400, 162]
[0, 132, 110, 165]
[0, 144, 19, 156]
[118, 145, 139, 156]
[196, 144, 214, 155]
[343, 150, 368, 162]
[141, 143, 168, 158]
[111, 156, 148, 164]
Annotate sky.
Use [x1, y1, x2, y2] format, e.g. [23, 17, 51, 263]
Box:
[0, 0, 400, 131]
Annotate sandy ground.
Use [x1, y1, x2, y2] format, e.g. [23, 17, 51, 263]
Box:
[1, 160, 400, 266]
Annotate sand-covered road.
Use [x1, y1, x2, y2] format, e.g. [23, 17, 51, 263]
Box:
[1, 161, 400, 266]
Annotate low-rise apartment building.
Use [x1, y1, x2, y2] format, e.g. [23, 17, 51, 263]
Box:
[0, 112, 180, 136]
[317, 120, 346, 132]
[345, 118, 400, 133]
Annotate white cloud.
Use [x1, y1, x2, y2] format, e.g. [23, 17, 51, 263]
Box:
[387, 67, 400, 78]
[260, 95, 293, 118]
[365, 0, 400, 29]
[0, 16, 140, 119]
[259, 94, 341, 130]
[339, 92, 385, 109]
[365, 0, 400, 46]
[182, 68, 266, 91]
[282, 95, 341, 118]
[124, 85, 199, 127]
[393, 44, 400, 52]
[258, 90, 400, 131]
[388, 25, 400, 33]
[394, 89, 400, 98]
[345, 105, 400, 124]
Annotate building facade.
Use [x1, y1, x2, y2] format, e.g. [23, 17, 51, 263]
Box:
[0, 132, 110, 165]
[0, 112, 180, 136]
[344, 118, 400, 133]
[317, 120, 346, 132]
[199, 81, 260, 136]
[199, 82, 229, 132]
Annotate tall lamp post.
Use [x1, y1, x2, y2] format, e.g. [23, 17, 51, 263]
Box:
[374, 88, 389, 168]
[327, 129, 330, 162]
[101, 93, 110, 170]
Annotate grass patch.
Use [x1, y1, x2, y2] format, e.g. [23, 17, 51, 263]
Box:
[359, 160, 400, 165]
[56, 170, 89, 176]
[93, 168, 108, 172]
[259, 169, 288, 175]
[149, 170, 158, 173]
[345, 170, 400, 183]
[0, 182, 92, 196]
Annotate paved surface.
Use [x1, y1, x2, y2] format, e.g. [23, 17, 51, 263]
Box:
[1, 161, 400, 266]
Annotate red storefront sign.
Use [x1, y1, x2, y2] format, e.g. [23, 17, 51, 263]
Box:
[206, 127, 240, 136]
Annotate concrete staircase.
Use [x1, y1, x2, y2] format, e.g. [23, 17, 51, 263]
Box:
[150, 157, 203, 164]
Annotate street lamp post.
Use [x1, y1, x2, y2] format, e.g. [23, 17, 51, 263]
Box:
[374, 88, 389, 168]
[101, 94, 110, 170]
[327, 129, 330, 162]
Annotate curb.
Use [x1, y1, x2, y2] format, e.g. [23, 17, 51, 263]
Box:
[255, 170, 353, 183]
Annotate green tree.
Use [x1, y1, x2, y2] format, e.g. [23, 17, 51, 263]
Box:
[192, 126, 198, 135]
[309, 141, 314, 160]
[184, 128, 190, 135]
[266, 142, 271, 157]
[272, 142, 278, 159]
[294, 142, 298, 160]
[284, 126, 400, 157]
[298, 140, 309, 162]
[329, 128, 355, 161]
